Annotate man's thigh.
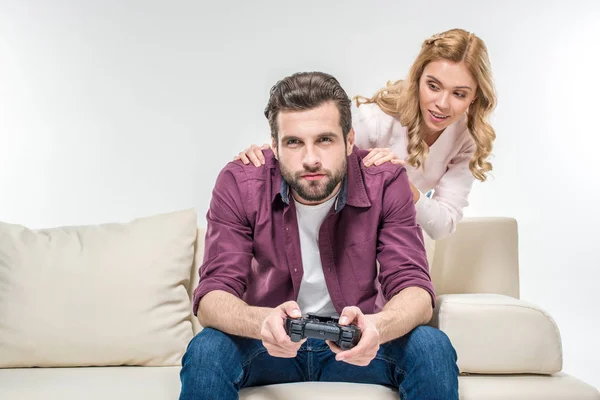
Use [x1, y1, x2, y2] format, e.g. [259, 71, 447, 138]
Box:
[238, 340, 308, 388]
[185, 328, 308, 389]
[315, 326, 458, 390]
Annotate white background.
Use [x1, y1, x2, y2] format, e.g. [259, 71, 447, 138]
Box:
[1, 0, 598, 389]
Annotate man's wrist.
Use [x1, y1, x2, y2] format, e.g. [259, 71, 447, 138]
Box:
[250, 307, 275, 339]
[365, 313, 387, 345]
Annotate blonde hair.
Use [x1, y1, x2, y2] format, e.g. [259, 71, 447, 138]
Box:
[355, 29, 497, 181]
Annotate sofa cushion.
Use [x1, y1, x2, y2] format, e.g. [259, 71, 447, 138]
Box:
[0, 367, 598, 400]
[431, 294, 563, 374]
[0, 209, 197, 368]
[189, 228, 205, 335]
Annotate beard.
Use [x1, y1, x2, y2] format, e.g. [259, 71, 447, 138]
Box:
[280, 159, 347, 203]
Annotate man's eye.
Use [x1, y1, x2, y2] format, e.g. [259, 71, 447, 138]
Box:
[319, 137, 332, 142]
[287, 139, 299, 145]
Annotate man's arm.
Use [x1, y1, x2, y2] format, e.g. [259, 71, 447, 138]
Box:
[369, 286, 433, 344]
[198, 290, 271, 339]
[193, 163, 306, 357]
[199, 290, 306, 358]
[329, 287, 432, 366]
[376, 166, 436, 320]
[193, 165, 260, 330]
[327, 167, 435, 366]
[342, 165, 434, 348]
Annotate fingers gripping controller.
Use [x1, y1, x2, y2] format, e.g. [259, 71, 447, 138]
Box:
[285, 314, 362, 350]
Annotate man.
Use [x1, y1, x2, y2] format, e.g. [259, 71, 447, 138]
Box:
[180, 72, 458, 399]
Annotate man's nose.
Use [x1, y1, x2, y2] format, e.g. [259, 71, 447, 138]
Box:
[302, 146, 321, 169]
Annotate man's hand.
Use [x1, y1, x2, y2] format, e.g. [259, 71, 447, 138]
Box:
[260, 301, 306, 358]
[327, 306, 380, 366]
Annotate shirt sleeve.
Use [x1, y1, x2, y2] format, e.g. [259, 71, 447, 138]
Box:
[377, 167, 436, 308]
[192, 164, 254, 315]
[415, 141, 476, 240]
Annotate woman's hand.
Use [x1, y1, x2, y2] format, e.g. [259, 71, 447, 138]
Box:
[234, 143, 271, 167]
[362, 148, 421, 203]
[362, 148, 405, 167]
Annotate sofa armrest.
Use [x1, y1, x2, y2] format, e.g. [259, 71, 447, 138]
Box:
[430, 294, 563, 374]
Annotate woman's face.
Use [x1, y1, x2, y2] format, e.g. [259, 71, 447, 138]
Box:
[418, 59, 477, 136]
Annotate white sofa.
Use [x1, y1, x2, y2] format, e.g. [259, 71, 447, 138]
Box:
[0, 210, 598, 399]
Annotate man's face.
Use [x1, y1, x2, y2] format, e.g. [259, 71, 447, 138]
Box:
[272, 101, 354, 205]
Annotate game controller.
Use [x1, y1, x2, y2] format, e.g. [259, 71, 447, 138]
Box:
[284, 314, 362, 350]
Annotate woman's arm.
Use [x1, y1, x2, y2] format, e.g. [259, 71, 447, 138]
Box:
[414, 143, 476, 240]
[352, 103, 382, 150]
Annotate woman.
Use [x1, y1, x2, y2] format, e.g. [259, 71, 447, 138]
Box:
[236, 28, 497, 240]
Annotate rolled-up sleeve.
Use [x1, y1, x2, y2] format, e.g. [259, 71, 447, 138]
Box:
[377, 167, 436, 307]
[192, 164, 254, 315]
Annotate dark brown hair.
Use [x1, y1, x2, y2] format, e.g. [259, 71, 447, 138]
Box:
[264, 71, 352, 142]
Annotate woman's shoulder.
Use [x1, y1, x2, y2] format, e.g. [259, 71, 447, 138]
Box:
[352, 103, 405, 145]
[353, 102, 398, 125]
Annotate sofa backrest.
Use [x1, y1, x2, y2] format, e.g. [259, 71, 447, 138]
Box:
[189, 217, 520, 334]
[189, 228, 205, 335]
[429, 217, 519, 299]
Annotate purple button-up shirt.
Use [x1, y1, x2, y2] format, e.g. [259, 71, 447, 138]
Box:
[193, 147, 435, 316]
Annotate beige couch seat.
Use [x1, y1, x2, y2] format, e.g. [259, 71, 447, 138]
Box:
[1, 368, 599, 400]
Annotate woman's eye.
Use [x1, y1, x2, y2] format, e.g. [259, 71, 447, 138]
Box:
[428, 83, 439, 91]
[455, 92, 466, 98]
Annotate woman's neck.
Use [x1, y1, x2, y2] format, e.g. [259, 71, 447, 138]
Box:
[423, 127, 444, 147]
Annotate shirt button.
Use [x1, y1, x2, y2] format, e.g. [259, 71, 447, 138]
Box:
[328, 268, 332, 272]
[294, 268, 298, 272]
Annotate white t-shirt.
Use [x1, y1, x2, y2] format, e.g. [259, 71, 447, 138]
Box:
[294, 195, 338, 317]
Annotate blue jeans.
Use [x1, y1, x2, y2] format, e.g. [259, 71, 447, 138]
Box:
[179, 325, 458, 400]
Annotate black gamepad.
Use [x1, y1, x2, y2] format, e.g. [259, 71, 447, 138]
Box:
[284, 314, 362, 350]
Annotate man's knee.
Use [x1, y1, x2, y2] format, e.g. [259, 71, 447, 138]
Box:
[182, 328, 241, 371]
[397, 326, 458, 399]
[406, 326, 458, 373]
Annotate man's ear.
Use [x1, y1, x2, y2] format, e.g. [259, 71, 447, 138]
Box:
[271, 136, 279, 160]
[346, 128, 355, 156]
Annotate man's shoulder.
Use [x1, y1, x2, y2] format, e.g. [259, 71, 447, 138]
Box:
[351, 148, 406, 182]
[219, 149, 276, 183]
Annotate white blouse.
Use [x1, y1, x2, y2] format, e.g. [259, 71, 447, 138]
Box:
[352, 103, 477, 240]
